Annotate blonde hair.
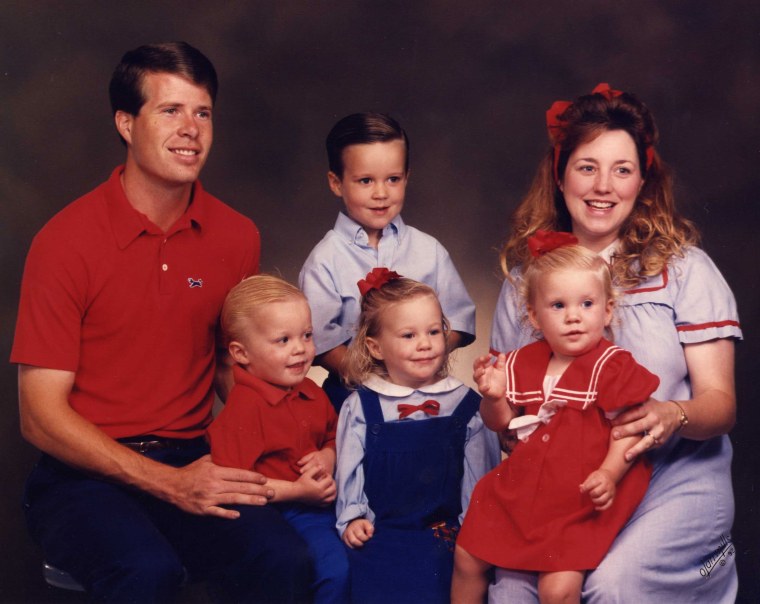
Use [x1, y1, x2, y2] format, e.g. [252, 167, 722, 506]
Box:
[342, 278, 450, 387]
[501, 88, 699, 289]
[221, 274, 306, 345]
[521, 245, 617, 338]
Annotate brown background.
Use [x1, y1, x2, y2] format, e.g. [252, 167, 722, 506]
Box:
[1, 1, 758, 601]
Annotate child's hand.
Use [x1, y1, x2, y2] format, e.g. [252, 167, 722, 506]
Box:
[473, 353, 507, 402]
[294, 464, 337, 506]
[297, 448, 336, 478]
[580, 469, 616, 511]
[342, 518, 374, 549]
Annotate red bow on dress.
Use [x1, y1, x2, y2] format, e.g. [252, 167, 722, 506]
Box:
[528, 230, 579, 258]
[397, 399, 440, 419]
[358, 267, 402, 296]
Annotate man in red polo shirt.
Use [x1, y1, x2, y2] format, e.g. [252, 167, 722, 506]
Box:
[12, 42, 312, 602]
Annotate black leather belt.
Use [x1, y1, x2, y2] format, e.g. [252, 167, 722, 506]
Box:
[117, 435, 205, 454]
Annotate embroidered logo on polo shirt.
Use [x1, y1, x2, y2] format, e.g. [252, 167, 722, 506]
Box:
[187, 277, 204, 288]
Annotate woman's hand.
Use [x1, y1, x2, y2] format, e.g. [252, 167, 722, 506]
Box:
[611, 339, 737, 461]
[610, 398, 681, 461]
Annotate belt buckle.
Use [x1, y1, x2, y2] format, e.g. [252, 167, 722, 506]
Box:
[123, 439, 164, 453]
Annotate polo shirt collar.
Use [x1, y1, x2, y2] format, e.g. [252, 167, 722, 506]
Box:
[334, 211, 405, 246]
[364, 374, 463, 397]
[232, 364, 316, 406]
[105, 165, 208, 249]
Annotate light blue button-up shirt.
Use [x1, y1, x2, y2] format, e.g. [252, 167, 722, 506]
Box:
[299, 212, 476, 355]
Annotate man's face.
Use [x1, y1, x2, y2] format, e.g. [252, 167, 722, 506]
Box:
[116, 72, 213, 190]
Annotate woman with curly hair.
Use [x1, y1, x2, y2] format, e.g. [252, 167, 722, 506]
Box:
[486, 84, 741, 602]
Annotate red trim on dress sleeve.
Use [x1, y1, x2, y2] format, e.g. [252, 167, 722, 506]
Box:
[676, 320, 741, 332]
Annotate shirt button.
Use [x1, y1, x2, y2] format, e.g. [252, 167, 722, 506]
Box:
[162, 264, 168, 271]
[542, 434, 550, 442]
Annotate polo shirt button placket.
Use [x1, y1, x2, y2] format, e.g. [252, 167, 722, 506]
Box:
[159, 238, 171, 294]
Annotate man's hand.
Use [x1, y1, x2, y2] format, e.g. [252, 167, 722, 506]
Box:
[161, 455, 273, 519]
[342, 518, 374, 549]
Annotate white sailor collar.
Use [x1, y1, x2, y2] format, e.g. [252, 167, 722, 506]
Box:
[364, 374, 464, 398]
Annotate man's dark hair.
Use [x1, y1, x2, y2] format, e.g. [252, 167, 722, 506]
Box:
[109, 41, 218, 117]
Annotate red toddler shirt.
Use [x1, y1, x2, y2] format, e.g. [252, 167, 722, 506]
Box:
[208, 365, 337, 480]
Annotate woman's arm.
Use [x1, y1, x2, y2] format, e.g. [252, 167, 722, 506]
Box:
[611, 338, 736, 459]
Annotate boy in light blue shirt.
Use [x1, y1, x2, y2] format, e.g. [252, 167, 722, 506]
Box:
[299, 113, 476, 410]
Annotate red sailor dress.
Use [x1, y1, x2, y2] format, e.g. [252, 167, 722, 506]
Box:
[458, 338, 659, 571]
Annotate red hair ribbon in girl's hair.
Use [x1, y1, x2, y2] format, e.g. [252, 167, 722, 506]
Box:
[546, 82, 652, 183]
[358, 267, 402, 296]
[528, 230, 579, 258]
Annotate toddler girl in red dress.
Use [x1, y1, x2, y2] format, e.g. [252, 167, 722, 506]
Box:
[452, 232, 659, 604]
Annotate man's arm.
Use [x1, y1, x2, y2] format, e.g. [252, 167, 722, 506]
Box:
[19, 365, 273, 519]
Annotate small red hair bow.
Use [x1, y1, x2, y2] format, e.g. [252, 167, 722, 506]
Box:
[397, 400, 440, 419]
[358, 267, 401, 296]
[591, 82, 623, 100]
[528, 230, 579, 258]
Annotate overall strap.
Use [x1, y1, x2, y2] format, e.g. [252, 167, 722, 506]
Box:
[358, 387, 385, 425]
[452, 388, 481, 424]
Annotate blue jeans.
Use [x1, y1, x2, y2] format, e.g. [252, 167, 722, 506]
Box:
[24, 442, 313, 603]
[278, 504, 349, 604]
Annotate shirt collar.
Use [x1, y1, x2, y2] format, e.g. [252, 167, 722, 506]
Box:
[232, 364, 316, 406]
[598, 239, 620, 264]
[364, 374, 463, 398]
[334, 211, 405, 246]
[105, 165, 207, 249]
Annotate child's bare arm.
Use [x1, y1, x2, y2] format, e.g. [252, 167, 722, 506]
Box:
[580, 431, 638, 510]
[266, 466, 337, 506]
[473, 353, 516, 432]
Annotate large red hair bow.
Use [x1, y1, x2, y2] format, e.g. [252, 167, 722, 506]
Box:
[546, 82, 652, 183]
[358, 267, 401, 296]
[528, 230, 579, 258]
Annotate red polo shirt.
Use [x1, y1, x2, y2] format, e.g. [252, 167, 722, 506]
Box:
[11, 166, 259, 438]
[207, 365, 337, 480]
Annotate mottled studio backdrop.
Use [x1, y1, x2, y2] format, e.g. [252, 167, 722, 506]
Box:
[1, 1, 758, 601]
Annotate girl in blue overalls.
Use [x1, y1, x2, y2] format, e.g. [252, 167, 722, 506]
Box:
[335, 268, 500, 604]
